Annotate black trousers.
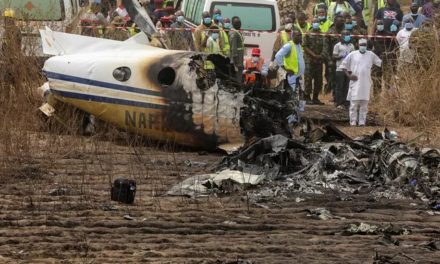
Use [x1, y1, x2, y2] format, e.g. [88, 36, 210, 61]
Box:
[334, 71, 349, 107]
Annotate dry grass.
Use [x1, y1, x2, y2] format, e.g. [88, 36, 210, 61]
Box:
[373, 20, 440, 130]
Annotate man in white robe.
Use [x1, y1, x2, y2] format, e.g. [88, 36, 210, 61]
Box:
[340, 39, 382, 126]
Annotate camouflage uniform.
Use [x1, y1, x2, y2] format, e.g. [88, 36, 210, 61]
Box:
[323, 25, 344, 95]
[371, 31, 398, 93]
[303, 28, 324, 101]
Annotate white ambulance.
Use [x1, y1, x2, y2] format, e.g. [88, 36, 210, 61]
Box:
[180, 0, 280, 61]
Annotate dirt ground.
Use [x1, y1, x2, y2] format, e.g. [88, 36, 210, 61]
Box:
[1, 104, 440, 263]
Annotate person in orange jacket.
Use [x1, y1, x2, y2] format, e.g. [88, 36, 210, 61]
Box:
[243, 48, 268, 88]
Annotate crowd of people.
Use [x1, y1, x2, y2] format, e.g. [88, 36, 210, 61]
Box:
[273, 0, 439, 126]
[26, 0, 440, 126]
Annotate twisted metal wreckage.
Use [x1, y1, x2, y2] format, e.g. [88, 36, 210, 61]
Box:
[169, 127, 440, 211]
[37, 0, 293, 148]
[36, 1, 439, 208]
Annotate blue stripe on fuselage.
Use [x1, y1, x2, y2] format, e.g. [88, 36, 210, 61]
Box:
[51, 90, 168, 109]
[44, 71, 162, 97]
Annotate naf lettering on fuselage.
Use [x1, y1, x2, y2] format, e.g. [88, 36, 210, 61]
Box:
[125, 110, 166, 131]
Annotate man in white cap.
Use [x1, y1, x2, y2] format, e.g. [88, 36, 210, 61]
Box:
[340, 38, 382, 126]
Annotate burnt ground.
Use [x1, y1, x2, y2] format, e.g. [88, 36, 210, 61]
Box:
[0, 107, 439, 263]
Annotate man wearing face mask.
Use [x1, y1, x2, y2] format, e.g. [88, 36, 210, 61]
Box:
[194, 11, 212, 52]
[212, 8, 223, 26]
[204, 26, 221, 54]
[323, 14, 346, 96]
[272, 18, 294, 60]
[371, 19, 397, 93]
[170, 11, 195, 50]
[403, 3, 426, 28]
[316, 8, 332, 33]
[396, 17, 417, 69]
[275, 29, 306, 124]
[303, 18, 325, 105]
[220, 18, 231, 56]
[374, 0, 403, 34]
[243, 48, 268, 88]
[229, 16, 245, 84]
[333, 30, 355, 108]
[340, 39, 382, 126]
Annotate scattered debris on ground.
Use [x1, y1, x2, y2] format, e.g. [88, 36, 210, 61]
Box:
[169, 126, 440, 210]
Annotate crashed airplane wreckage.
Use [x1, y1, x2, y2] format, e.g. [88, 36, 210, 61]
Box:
[37, 28, 294, 149]
[169, 128, 440, 210]
[37, 0, 295, 148]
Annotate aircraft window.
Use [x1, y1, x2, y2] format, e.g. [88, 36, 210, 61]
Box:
[157, 67, 176, 86]
[113, 67, 131, 82]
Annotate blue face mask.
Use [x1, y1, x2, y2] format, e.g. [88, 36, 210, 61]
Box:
[203, 17, 212, 25]
[312, 22, 320, 30]
[359, 46, 367, 53]
[213, 13, 221, 21]
[224, 22, 232, 29]
[352, 20, 357, 27]
[211, 33, 219, 40]
[215, 16, 223, 23]
[377, 24, 384, 31]
[345, 23, 353, 30]
[390, 24, 398, 32]
[177, 15, 184, 23]
[405, 22, 414, 30]
[318, 16, 326, 21]
[343, 35, 351, 42]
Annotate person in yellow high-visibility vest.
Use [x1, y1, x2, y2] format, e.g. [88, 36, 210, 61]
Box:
[295, 12, 311, 34]
[316, 8, 332, 33]
[327, 0, 356, 22]
[271, 18, 293, 60]
[275, 29, 306, 124]
[313, 0, 333, 16]
[220, 18, 231, 56]
[229, 16, 245, 84]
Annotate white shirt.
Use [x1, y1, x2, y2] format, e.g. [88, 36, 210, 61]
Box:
[396, 28, 416, 63]
[340, 50, 382, 101]
[333, 42, 355, 71]
[116, 7, 128, 17]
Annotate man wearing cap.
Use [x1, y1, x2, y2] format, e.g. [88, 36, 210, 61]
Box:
[243, 48, 268, 89]
[275, 29, 306, 125]
[403, 3, 426, 28]
[340, 38, 382, 126]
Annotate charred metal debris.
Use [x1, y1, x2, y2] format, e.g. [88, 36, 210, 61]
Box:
[169, 123, 440, 208]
